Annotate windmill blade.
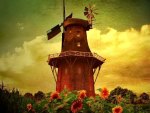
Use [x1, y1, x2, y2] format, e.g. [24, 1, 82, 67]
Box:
[47, 24, 61, 40]
[65, 13, 73, 20]
[84, 7, 88, 11]
[86, 14, 90, 18]
[91, 5, 96, 9]
[93, 8, 98, 11]
[91, 14, 95, 18]
[84, 11, 88, 16]
[93, 12, 98, 15]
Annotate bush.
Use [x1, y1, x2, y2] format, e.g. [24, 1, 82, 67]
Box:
[0, 87, 150, 113]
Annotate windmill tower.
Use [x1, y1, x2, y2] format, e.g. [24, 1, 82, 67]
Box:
[47, 0, 105, 96]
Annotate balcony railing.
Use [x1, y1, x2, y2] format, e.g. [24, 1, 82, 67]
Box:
[48, 51, 105, 62]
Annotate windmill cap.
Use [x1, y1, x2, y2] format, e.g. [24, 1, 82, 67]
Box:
[64, 18, 90, 30]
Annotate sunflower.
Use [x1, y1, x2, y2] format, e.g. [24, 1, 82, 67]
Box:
[50, 91, 60, 101]
[100, 87, 109, 99]
[71, 100, 83, 113]
[112, 106, 123, 113]
[78, 90, 87, 100]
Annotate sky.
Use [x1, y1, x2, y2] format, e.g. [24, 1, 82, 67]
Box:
[0, 0, 150, 94]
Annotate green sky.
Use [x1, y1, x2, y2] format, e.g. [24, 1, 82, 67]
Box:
[0, 0, 150, 94]
[0, 0, 150, 53]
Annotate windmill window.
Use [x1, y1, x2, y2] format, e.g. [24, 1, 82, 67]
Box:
[77, 67, 81, 74]
[69, 30, 72, 33]
[77, 34, 80, 37]
[77, 42, 81, 47]
[65, 68, 68, 74]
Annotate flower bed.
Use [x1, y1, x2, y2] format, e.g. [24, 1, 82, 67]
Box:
[0, 87, 150, 113]
[25, 88, 150, 113]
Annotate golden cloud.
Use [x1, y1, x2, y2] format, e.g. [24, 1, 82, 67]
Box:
[0, 36, 61, 93]
[87, 25, 150, 94]
[0, 25, 150, 94]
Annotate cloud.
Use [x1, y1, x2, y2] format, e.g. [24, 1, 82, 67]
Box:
[0, 25, 150, 94]
[0, 36, 61, 93]
[87, 25, 150, 93]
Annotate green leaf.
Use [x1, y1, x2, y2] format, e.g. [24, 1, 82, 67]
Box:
[97, 88, 102, 92]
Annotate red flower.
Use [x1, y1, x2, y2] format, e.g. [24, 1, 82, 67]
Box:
[78, 90, 87, 100]
[71, 100, 83, 113]
[27, 103, 32, 111]
[50, 91, 60, 100]
[100, 87, 109, 99]
[112, 106, 123, 113]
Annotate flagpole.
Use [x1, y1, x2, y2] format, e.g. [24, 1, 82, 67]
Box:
[63, 0, 66, 20]
[63, 0, 66, 25]
[62, 0, 66, 51]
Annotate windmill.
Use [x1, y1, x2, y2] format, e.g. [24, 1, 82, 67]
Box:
[47, 0, 105, 96]
[84, 4, 98, 28]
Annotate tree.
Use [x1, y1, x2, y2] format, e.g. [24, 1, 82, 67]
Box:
[24, 93, 34, 100]
[34, 91, 45, 101]
[139, 92, 150, 104]
[108, 86, 137, 104]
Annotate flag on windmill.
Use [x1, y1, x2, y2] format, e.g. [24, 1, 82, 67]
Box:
[84, 4, 98, 28]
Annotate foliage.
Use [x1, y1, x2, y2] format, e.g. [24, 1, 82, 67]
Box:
[0, 87, 150, 113]
[108, 86, 137, 104]
[0, 88, 35, 113]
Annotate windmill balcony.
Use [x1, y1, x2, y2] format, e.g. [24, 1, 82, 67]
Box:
[47, 51, 105, 68]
